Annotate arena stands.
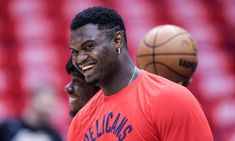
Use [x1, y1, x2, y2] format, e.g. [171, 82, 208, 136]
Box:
[0, 0, 234, 140]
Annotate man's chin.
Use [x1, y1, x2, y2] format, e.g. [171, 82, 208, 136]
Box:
[86, 78, 99, 86]
[69, 110, 78, 117]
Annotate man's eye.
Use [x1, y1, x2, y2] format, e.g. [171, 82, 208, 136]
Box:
[83, 44, 93, 50]
[71, 50, 78, 56]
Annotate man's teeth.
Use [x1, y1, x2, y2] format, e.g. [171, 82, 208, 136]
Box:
[82, 65, 94, 71]
[69, 97, 77, 104]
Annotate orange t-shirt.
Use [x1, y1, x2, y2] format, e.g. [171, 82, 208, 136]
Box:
[67, 71, 213, 141]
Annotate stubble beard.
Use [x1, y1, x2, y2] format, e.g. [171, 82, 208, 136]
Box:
[85, 76, 99, 86]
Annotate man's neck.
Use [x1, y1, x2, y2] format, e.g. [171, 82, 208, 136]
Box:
[100, 56, 139, 96]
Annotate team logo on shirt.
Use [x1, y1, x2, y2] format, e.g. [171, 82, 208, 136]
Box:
[84, 112, 132, 141]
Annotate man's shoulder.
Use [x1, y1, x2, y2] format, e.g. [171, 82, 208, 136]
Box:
[138, 70, 175, 91]
[137, 70, 192, 100]
[141, 70, 173, 83]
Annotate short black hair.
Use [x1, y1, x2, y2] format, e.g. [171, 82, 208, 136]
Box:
[65, 57, 84, 78]
[71, 6, 127, 46]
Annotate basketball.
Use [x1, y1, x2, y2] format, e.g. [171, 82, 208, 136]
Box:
[136, 25, 198, 84]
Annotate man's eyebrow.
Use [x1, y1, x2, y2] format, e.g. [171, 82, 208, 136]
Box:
[70, 40, 95, 49]
[70, 47, 78, 51]
[81, 40, 96, 45]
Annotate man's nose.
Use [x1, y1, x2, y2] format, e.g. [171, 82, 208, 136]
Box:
[65, 83, 73, 94]
[75, 51, 88, 65]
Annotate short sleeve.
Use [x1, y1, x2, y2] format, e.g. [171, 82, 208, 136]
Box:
[151, 84, 213, 141]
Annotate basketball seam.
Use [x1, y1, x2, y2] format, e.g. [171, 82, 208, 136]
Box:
[143, 32, 189, 49]
[152, 29, 159, 74]
[145, 61, 189, 78]
[137, 53, 197, 57]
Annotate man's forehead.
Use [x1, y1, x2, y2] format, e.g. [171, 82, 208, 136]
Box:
[71, 24, 99, 38]
[70, 24, 105, 45]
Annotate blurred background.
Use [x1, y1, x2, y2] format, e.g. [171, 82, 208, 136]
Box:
[0, 0, 235, 140]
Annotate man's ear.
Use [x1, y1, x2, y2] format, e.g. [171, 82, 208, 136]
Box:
[112, 31, 124, 48]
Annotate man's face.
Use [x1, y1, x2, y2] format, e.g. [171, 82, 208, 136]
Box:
[65, 73, 99, 116]
[70, 24, 117, 86]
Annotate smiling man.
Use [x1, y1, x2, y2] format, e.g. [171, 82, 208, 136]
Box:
[65, 57, 100, 117]
[67, 6, 213, 141]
